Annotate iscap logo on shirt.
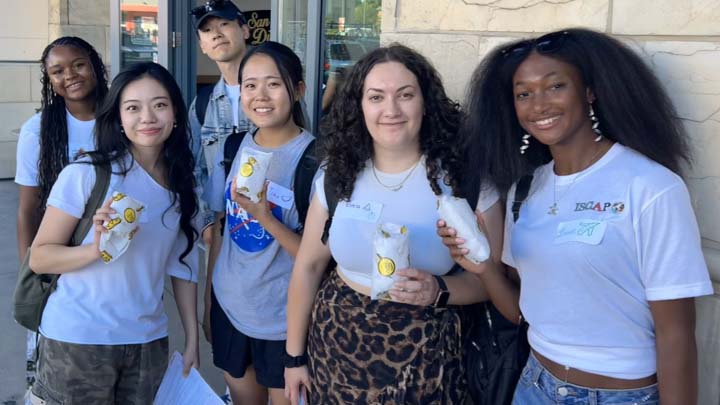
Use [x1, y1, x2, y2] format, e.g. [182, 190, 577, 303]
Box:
[574, 201, 625, 214]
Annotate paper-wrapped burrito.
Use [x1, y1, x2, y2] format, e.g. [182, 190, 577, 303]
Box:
[235, 148, 273, 203]
[437, 195, 491, 264]
[371, 222, 410, 300]
[99, 192, 144, 263]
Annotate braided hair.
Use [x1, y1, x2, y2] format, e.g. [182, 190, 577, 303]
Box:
[37, 37, 108, 210]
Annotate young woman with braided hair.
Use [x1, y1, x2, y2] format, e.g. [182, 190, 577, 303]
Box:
[14, 36, 107, 393]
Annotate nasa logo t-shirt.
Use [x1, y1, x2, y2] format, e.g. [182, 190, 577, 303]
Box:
[224, 184, 283, 252]
[204, 129, 315, 340]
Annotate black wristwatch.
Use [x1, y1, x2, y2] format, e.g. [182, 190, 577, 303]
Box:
[433, 275, 450, 308]
[283, 351, 308, 368]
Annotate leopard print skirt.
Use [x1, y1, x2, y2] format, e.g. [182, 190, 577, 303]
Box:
[307, 271, 466, 404]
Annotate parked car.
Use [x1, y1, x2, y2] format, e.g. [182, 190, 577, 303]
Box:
[323, 40, 366, 82]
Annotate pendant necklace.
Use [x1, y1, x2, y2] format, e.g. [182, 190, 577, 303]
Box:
[548, 144, 606, 216]
[372, 158, 421, 192]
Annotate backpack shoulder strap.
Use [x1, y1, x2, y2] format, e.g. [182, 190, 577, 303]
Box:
[70, 157, 112, 245]
[195, 85, 214, 126]
[511, 174, 534, 223]
[321, 169, 338, 245]
[293, 139, 318, 231]
[223, 130, 248, 179]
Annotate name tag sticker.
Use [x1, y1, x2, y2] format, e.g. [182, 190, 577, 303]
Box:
[266, 181, 294, 210]
[335, 200, 383, 223]
[554, 219, 607, 245]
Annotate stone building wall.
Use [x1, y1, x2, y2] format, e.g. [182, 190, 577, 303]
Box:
[0, 0, 109, 179]
[380, 1, 720, 402]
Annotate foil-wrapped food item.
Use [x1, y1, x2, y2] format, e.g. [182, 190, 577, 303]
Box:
[235, 147, 273, 203]
[437, 194, 491, 264]
[99, 191, 144, 263]
[371, 222, 410, 300]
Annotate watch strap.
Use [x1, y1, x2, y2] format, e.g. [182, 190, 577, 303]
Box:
[433, 275, 450, 308]
[283, 351, 308, 368]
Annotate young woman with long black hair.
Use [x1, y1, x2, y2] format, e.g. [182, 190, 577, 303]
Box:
[203, 41, 313, 405]
[440, 28, 712, 404]
[14, 36, 108, 391]
[28, 62, 199, 404]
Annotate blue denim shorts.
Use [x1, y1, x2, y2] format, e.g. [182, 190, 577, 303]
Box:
[512, 352, 659, 405]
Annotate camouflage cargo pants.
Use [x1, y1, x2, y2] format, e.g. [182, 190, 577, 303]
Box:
[30, 335, 168, 405]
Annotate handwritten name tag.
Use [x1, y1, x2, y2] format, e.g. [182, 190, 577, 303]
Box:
[554, 219, 607, 245]
[267, 181, 294, 210]
[335, 200, 383, 223]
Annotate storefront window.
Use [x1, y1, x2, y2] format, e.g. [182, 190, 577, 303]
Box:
[120, 0, 159, 68]
[320, 0, 381, 114]
[278, 0, 309, 68]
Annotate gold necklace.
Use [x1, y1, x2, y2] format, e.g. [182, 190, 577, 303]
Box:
[371, 159, 421, 192]
[548, 144, 607, 216]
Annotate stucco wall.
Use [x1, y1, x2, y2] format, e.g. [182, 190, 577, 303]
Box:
[380, 1, 720, 403]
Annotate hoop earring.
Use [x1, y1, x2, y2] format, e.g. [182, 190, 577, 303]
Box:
[520, 133, 531, 155]
[589, 103, 603, 142]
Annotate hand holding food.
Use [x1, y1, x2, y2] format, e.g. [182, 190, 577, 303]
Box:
[437, 195, 490, 264]
[235, 147, 273, 203]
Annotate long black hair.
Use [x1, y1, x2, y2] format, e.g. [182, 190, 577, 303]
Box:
[323, 43, 465, 200]
[38, 36, 108, 209]
[465, 28, 691, 194]
[238, 41, 305, 128]
[92, 62, 198, 267]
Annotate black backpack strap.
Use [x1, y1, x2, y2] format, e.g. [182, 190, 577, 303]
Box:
[321, 170, 338, 245]
[293, 139, 319, 232]
[195, 85, 214, 126]
[511, 175, 533, 223]
[71, 157, 112, 245]
[222, 130, 248, 179]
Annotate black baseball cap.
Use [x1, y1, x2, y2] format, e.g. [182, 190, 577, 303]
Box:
[191, 0, 246, 30]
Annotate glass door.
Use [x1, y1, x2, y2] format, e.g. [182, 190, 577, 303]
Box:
[111, 0, 168, 78]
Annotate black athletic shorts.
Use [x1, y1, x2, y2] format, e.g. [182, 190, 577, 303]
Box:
[210, 290, 286, 388]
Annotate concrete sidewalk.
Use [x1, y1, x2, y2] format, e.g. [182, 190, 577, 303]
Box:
[0, 180, 226, 403]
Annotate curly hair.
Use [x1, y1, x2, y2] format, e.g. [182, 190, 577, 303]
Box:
[38, 37, 108, 210]
[91, 62, 198, 268]
[322, 44, 465, 200]
[465, 28, 691, 194]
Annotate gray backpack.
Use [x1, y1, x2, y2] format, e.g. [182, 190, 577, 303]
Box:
[13, 158, 111, 332]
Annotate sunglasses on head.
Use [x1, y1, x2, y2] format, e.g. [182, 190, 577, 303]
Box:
[501, 31, 570, 58]
[190, 0, 228, 17]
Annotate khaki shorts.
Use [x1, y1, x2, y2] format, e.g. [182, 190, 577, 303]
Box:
[31, 335, 168, 405]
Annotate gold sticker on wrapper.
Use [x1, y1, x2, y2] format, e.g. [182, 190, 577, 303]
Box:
[105, 217, 121, 230]
[240, 163, 254, 177]
[124, 208, 137, 223]
[100, 250, 113, 262]
[113, 193, 126, 201]
[377, 254, 396, 276]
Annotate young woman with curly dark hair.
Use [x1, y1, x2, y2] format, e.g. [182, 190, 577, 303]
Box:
[14, 35, 108, 390]
[440, 28, 712, 404]
[28, 62, 199, 404]
[284, 44, 503, 404]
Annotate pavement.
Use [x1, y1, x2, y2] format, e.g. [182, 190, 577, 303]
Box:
[0, 180, 227, 404]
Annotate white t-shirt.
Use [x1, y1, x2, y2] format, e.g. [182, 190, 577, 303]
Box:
[315, 158, 500, 288]
[502, 143, 712, 379]
[15, 111, 96, 186]
[40, 155, 199, 345]
[224, 83, 241, 128]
